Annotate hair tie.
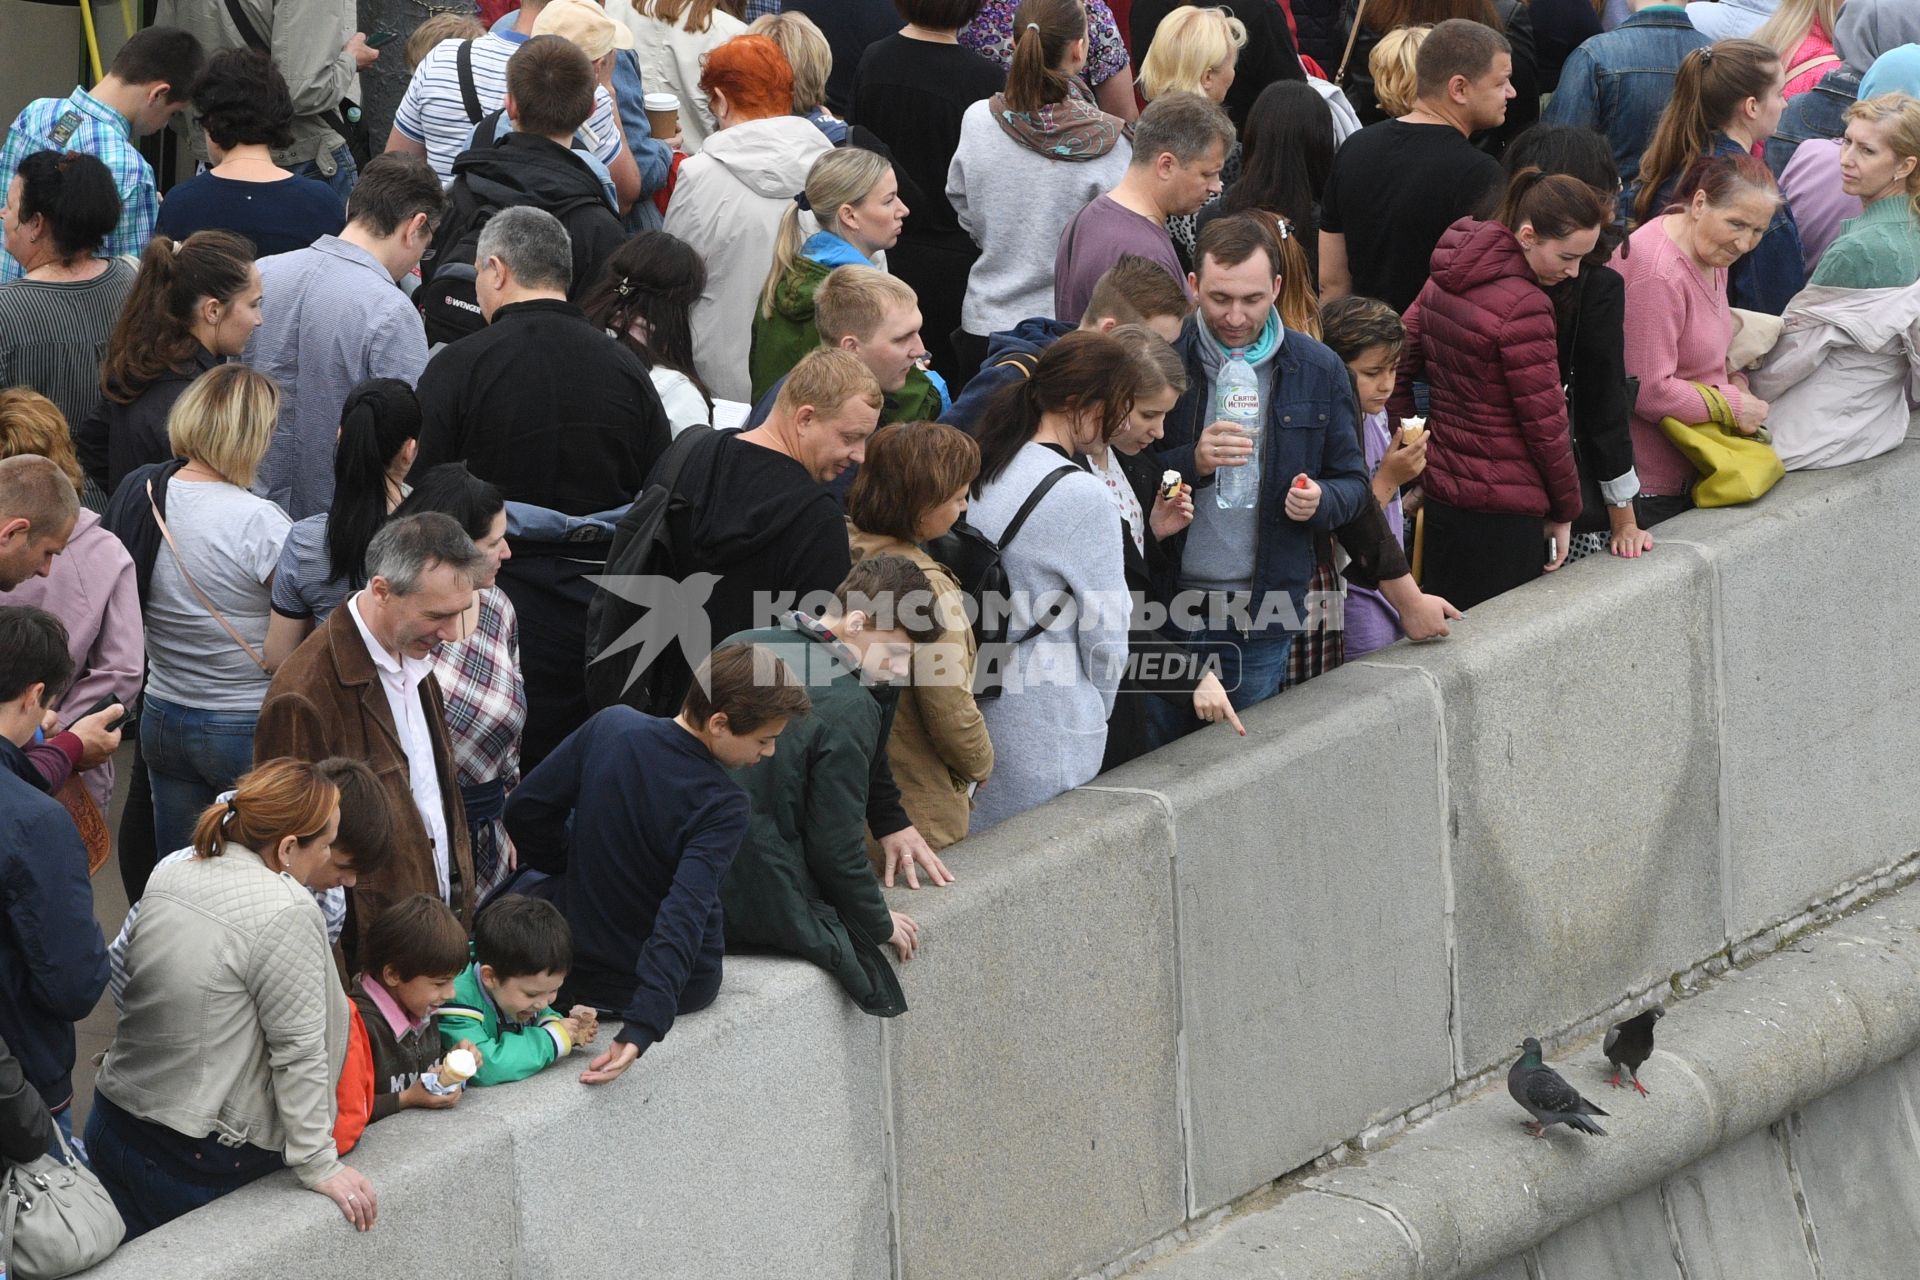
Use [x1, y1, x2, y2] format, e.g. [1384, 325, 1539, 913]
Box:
[219, 803, 238, 835]
[616, 276, 633, 298]
[795, 190, 813, 213]
[1697, 47, 1713, 63]
[1026, 21, 1041, 32]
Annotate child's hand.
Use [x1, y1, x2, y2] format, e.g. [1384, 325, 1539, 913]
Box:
[399, 1079, 460, 1110]
[564, 1006, 599, 1048]
[454, 1039, 484, 1071]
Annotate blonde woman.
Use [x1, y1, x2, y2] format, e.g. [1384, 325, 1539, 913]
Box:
[748, 148, 908, 401]
[1755, 94, 1920, 468]
[624, 0, 748, 152]
[1138, 5, 1248, 106]
[137, 363, 292, 854]
[1369, 25, 1431, 119]
[748, 10, 845, 142]
[1808, 93, 1920, 287]
[1139, 5, 1248, 265]
[1752, 0, 1843, 98]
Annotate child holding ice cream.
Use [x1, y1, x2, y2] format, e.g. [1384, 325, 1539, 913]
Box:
[350, 895, 485, 1122]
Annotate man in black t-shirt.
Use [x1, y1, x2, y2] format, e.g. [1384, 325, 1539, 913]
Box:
[1320, 19, 1514, 313]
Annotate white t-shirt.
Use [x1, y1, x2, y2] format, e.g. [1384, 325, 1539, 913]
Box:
[394, 31, 623, 183]
[144, 479, 291, 710]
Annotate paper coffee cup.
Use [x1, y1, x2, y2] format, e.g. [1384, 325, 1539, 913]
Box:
[643, 92, 681, 140]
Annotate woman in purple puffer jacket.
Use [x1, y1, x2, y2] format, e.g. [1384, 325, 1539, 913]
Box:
[1387, 167, 1612, 609]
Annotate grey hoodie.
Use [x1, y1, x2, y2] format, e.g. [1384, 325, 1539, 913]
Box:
[1835, 0, 1920, 70]
[664, 115, 834, 403]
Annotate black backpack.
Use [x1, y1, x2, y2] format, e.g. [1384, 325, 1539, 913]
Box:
[924, 463, 1079, 700]
[583, 425, 725, 715]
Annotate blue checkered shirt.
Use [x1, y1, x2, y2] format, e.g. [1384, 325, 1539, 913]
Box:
[0, 88, 158, 281]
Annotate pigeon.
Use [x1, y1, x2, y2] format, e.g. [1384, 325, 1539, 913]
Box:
[1508, 1038, 1609, 1138]
[1603, 1007, 1664, 1097]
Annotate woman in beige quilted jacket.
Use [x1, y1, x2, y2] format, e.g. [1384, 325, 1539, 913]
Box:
[89, 760, 384, 1240]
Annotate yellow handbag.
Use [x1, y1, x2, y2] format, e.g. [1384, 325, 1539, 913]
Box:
[1658, 384, 1785, 508]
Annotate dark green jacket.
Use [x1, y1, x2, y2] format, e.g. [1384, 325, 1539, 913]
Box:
[717, 622, 906, 1017]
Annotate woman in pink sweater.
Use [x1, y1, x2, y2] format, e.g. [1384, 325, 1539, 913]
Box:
[1615, 151, 1779, 526]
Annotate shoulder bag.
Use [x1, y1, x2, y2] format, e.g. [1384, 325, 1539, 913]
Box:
[146, 480, 271, 673]
[2, 1125, 125, 1279]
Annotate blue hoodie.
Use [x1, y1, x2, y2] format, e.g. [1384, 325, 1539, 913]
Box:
[939, 317, 1073, 436]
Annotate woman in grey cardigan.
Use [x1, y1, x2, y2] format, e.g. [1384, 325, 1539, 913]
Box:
[967, 331, 1144, 832]
[89, 760, 381, 1239]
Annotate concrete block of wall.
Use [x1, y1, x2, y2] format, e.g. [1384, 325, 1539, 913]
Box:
[1374, 544, 1724, 1075]
[501, 956, 891, 1280]
[1100, 662, 1453, 1213]
[88, 1105, 521, 1279]
[1531, 1187, 1682, 1280]
[1132, 1188, 1419, 1279]
[886, 788, 1183, 1280]
[1789, 1050, 1920, 1275]
[1665, 443, 1920, 937]
[1664, 1125, 1817, 1280]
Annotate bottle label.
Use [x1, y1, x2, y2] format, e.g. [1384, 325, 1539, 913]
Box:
[1222, 388, 1259, 417]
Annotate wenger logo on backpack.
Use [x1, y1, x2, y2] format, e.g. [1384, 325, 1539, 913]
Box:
[925, 463, 1080, 701]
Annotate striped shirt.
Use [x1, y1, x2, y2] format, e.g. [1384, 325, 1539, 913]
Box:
[0, 257, 137, 437]
[393, 30, 623, 183]
[0, 89, 158, 281]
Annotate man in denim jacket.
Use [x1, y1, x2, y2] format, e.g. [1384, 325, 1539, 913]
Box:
[1150, 216, 1370, 717]
[1544, 0, 1710, 187]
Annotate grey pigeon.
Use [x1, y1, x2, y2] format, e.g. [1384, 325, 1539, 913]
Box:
[1508, 1038, 1609, 1137]
[1604, 1007, 1664, 1097]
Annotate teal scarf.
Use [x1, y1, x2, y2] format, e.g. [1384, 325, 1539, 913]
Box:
[1201, 308, 1282, 364]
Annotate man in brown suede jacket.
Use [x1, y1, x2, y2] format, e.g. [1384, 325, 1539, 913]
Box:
[255, 514, 480, 966]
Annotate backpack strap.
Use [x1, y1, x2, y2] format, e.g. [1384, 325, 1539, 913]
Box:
[996, 464, 1084, 644]
[221, 0, 269, 51]
[991, 351, 1039, 378]
[1784, 52, 1841, 85]
[1335, 0, 1370, 86]
[457, 39, 485, 125]
[997, 463, 1082, 555]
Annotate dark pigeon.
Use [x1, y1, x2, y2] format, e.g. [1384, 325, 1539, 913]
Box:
[1604, 1007, 1664, 1097]
[1508, 1037, 1609, 1138]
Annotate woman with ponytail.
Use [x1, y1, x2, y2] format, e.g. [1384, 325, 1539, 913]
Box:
[1629, 39, 1805, 312]
[1387, 166, 1610, 608]
[579, 230, 716, 435]
[949, 0, 1133, 377]
[748, 148, 910, 400]
[92, 759, 386, 1239]
[966, 329, 1140, 832]
[79, 230, 259, 495]
[264, 379, 421, 666]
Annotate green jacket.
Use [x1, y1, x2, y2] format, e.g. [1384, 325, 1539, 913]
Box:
[718, 620, 906, 1017]
[747, 255, 944, 423]
[437, 953, 575, 1086]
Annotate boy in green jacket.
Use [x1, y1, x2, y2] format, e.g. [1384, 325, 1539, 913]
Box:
[439, 896, 598, 1085]
[718, 555, 944, 1016]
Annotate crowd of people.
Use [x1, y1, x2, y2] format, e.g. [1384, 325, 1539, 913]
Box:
[0, 0, 1916, 1253]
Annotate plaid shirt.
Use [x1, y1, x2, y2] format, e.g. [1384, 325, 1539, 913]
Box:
[742, 0, 781, 16]
[430, 587, 526, 900]
[0, 88, 158, 281]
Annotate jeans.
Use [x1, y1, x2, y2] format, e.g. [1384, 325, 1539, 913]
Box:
[292, 143, 358, 204]
[85, 1096, 277, 1242]
[1145, 625, 1293, 748]
[140, 695, 260, 857]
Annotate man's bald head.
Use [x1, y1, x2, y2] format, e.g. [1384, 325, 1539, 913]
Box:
[0, 456, 78, 591]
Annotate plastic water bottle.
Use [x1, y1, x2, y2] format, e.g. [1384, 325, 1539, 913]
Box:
[1214, 349, 1262, 510]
